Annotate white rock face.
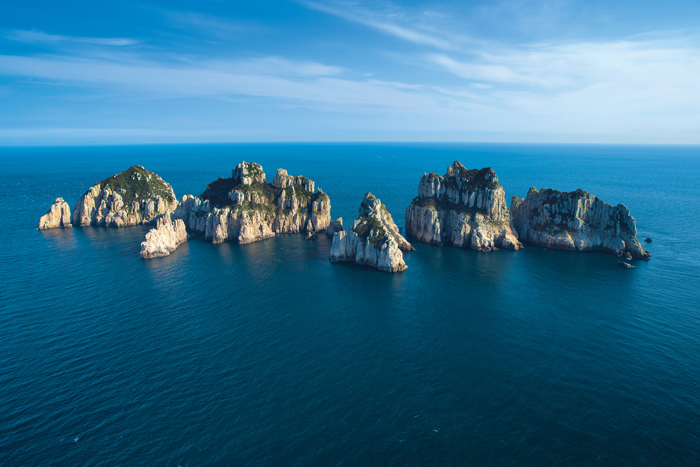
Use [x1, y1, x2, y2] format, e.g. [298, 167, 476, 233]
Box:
[325, 218, 343, 237]
[72, 166, 178, 227]
[38, 198, 72, 230]
[510, 187, 651, 259]
[173, 162, 331, 245]
[140, 214, 188, 259]
[329, 193, 411, 272]
[272, 168, 315, 192]
[405, 162, 522, 251]
[232, 161, 266, 186]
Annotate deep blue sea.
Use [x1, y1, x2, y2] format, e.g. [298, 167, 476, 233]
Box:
[1, 143, 699, 466]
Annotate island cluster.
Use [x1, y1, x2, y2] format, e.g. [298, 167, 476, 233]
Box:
[39, 160, 651, 272]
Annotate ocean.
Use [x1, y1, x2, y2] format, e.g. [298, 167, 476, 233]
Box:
[1, 143, 699, 466]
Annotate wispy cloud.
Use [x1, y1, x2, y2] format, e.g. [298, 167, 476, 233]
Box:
[430, 36, 700, 98]
[299, 1, 454, 49]
[6, 30, 138, 47]
[208, 57, 345, 77]
[165, 11, 259, 40]
[2, 3, 700, 144]
[0, 53, 446, 113]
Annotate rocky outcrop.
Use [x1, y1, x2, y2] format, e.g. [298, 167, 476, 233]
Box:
[273, 168, 315, 192]
[510, 187, 651, 259]
[330, 193, 412, 272]
[140, 214, 188, 259]
[173, 162, 331, 245]
[619, 261, 633, 269]
[405, 162, 522, 251]
[38, 198, 72, 230]
[72, 166, 178, 227]
[325, 218, 343, 237]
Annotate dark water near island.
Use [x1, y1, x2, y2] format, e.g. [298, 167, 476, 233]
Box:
[1, 143, 699, 466]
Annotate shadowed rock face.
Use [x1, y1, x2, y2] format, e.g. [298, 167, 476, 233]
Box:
[325, 218, 343, 238]
[38, 198, 72, 230]
[330, 193, 412, 273]
[405, 161, 522, 252]
[173, 161, 331, 245]
[140, 213, 188, 259]
[510, 187, 650, 259]
[72, 165, 178, 227]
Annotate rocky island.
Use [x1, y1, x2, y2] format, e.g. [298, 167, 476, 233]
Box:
[330, 193, 413, 272]
[37, 159, 651, 268]
[405, 162, 522, 251]
[139, 213, 188, 259]
[38, 161, 333, 258]
[171, 161, 331, 245]
[37, 198, 72, 230]
[73, 165, 178, 227]
[510, 187, 650, 259]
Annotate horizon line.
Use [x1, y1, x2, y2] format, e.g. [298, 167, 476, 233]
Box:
[2, 141, 700, 149]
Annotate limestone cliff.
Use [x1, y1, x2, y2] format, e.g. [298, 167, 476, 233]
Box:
[38, 198, 72, 230]
[330, 193, 412, 272]
[174, 161, 331, 244]
[325, 218, 343, 237]
[140, 213, 188, 259]
[72, 166, 177, 227]
[510, 187, 650, 259]
[405, 162, 522, 251]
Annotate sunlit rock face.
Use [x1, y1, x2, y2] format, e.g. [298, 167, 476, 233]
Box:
[38, 198, 72, 230]
[173, 162, 331, 245]
[330, 193, 412, 273]
[405, 161, 522, 252]
[72, 166, 177, 228]
[140, 213, 188, 259]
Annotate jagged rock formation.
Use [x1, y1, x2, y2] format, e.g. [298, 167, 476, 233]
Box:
[174, 162, 331, 244]
[140, 214, 188, 259]
[37, 198, 72, 230]
[72, 166, 177, 227]
[510, 187, 651, 259]
[330, 193, 412, 272]
[405, 162, 522, 251]
[325, 218, 343, 237]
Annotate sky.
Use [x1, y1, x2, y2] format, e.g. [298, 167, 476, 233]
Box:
[1, 0, 699, 145]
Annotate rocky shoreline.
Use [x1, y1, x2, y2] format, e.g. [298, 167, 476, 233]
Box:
[38, 159, 651, 272]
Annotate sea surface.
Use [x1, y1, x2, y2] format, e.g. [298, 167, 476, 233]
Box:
[1, 143, 699, 466]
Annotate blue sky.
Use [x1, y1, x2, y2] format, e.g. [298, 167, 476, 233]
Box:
[1, 0, 699, 145]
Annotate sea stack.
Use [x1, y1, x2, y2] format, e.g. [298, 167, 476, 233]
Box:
[405, 162, 522, 251]
[72, 165, 178, 227]
[140, 213, 188, 259]
[173, 161, 331, 244]
[510, 187, 651, 259]
[330, 193, 412, 272]
[37, 197, 72, 230]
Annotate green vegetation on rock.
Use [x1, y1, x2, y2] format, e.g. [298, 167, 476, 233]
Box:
[97, 165, 174, 206]
[353, 217, 388, 250]
[200, 170, 324, 221]
[446, 163, 499, 191]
